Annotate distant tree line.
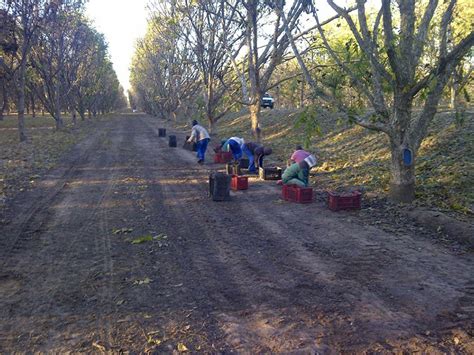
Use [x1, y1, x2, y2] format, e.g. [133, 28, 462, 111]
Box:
[0, 0, 127, 141]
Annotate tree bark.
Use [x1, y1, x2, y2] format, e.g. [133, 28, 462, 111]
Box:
[54, 83, 64, 130]
[17, 58, 28, 142]
[0, 82, 6, 121]
[209, 118, 216, 135]
[72, 111, 77, 126]
[389, 139, 416, 203]
[31, 92, 36, 118]
[249, 99, 261, 142]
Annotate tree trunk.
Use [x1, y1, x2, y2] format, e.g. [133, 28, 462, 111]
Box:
[209, 118, 216, 135]
[17, 59, 28, 142]
[450, 84, 456, 109]
[72, 111, 77, 126]
[0, 78, 6, 120]
[54, 84, 64, 130]
[299, 80, 304, 108]
[54, 114, 64, 130]
[31, 93, 36, 118]
[0, 88, 5, 121]
[389, 139, 416, 203]
[249, 101, 261, 142]
[78, 101, 85, 121]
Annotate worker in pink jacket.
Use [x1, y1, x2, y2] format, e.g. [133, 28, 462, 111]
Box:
[290, 145, 311, 164]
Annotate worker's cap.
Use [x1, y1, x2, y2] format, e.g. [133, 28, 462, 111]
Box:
[304, 155, 317, 168]
[192, 119, 198, 126]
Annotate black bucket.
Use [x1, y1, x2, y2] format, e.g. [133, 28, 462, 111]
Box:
[169, 135, 177, 147]
[183, 136, 197, 151]
[209, 173, 231, 201]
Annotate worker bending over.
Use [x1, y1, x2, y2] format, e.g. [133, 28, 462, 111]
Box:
[187, 120, 211, 164]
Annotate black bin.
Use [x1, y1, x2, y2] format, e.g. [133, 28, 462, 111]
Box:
[158, 128, 166, 137]
[183, 136, 197, 151]
[209, 173, 231, 201]
[169, 135, 177, 147]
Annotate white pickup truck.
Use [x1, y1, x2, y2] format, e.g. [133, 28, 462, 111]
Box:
[261, 93, 274, 109]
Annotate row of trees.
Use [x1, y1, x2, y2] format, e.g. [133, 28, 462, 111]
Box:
[129, 0, 473, 202]
[1, 0, 127, 141]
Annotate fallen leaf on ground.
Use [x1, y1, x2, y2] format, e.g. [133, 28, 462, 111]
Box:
[131, 235, 153, 244]
[133, 277, 152, 285]
[92, 341, 106, 352]
[147, 336, 162, 346]
[177, 343, 189, 352]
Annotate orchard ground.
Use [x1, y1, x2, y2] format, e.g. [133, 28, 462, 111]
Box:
[0, 112, 473, 352]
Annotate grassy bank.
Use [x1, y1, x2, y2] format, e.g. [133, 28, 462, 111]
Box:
[186, 108, 473, 216]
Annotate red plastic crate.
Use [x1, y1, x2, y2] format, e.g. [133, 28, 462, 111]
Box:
[328, 191, 362, 211]
[231, 175, 248, 190]
[286, 185, 313, 204]
[214, 151, 233, 163]
[282, 184, 296, 200]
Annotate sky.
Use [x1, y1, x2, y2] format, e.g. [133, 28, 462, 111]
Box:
[86, 0, 149, 94]
[83, 1, 351, 95]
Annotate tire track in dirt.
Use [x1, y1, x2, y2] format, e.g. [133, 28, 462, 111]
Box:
[0, 119, 131, 351]
[90, 124, 126, 348]
[139, 118, 367, 351]
[0, 125, 110, 270]
[140, 116, 474, 352]
[139, 118, 251, 311]
[0, 117, 171, 351]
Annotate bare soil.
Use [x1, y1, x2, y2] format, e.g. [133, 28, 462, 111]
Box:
[0, 113, 473, 353]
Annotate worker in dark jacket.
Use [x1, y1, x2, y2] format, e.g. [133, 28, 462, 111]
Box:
[242, 142, 272, 173]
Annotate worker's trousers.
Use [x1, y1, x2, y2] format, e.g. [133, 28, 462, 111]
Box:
[196, 138, 210, 161]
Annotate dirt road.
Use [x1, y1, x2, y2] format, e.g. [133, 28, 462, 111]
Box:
[0, 113, 473, 353]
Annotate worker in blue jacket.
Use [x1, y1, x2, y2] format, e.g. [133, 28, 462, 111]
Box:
[221, 137, 245, 161]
